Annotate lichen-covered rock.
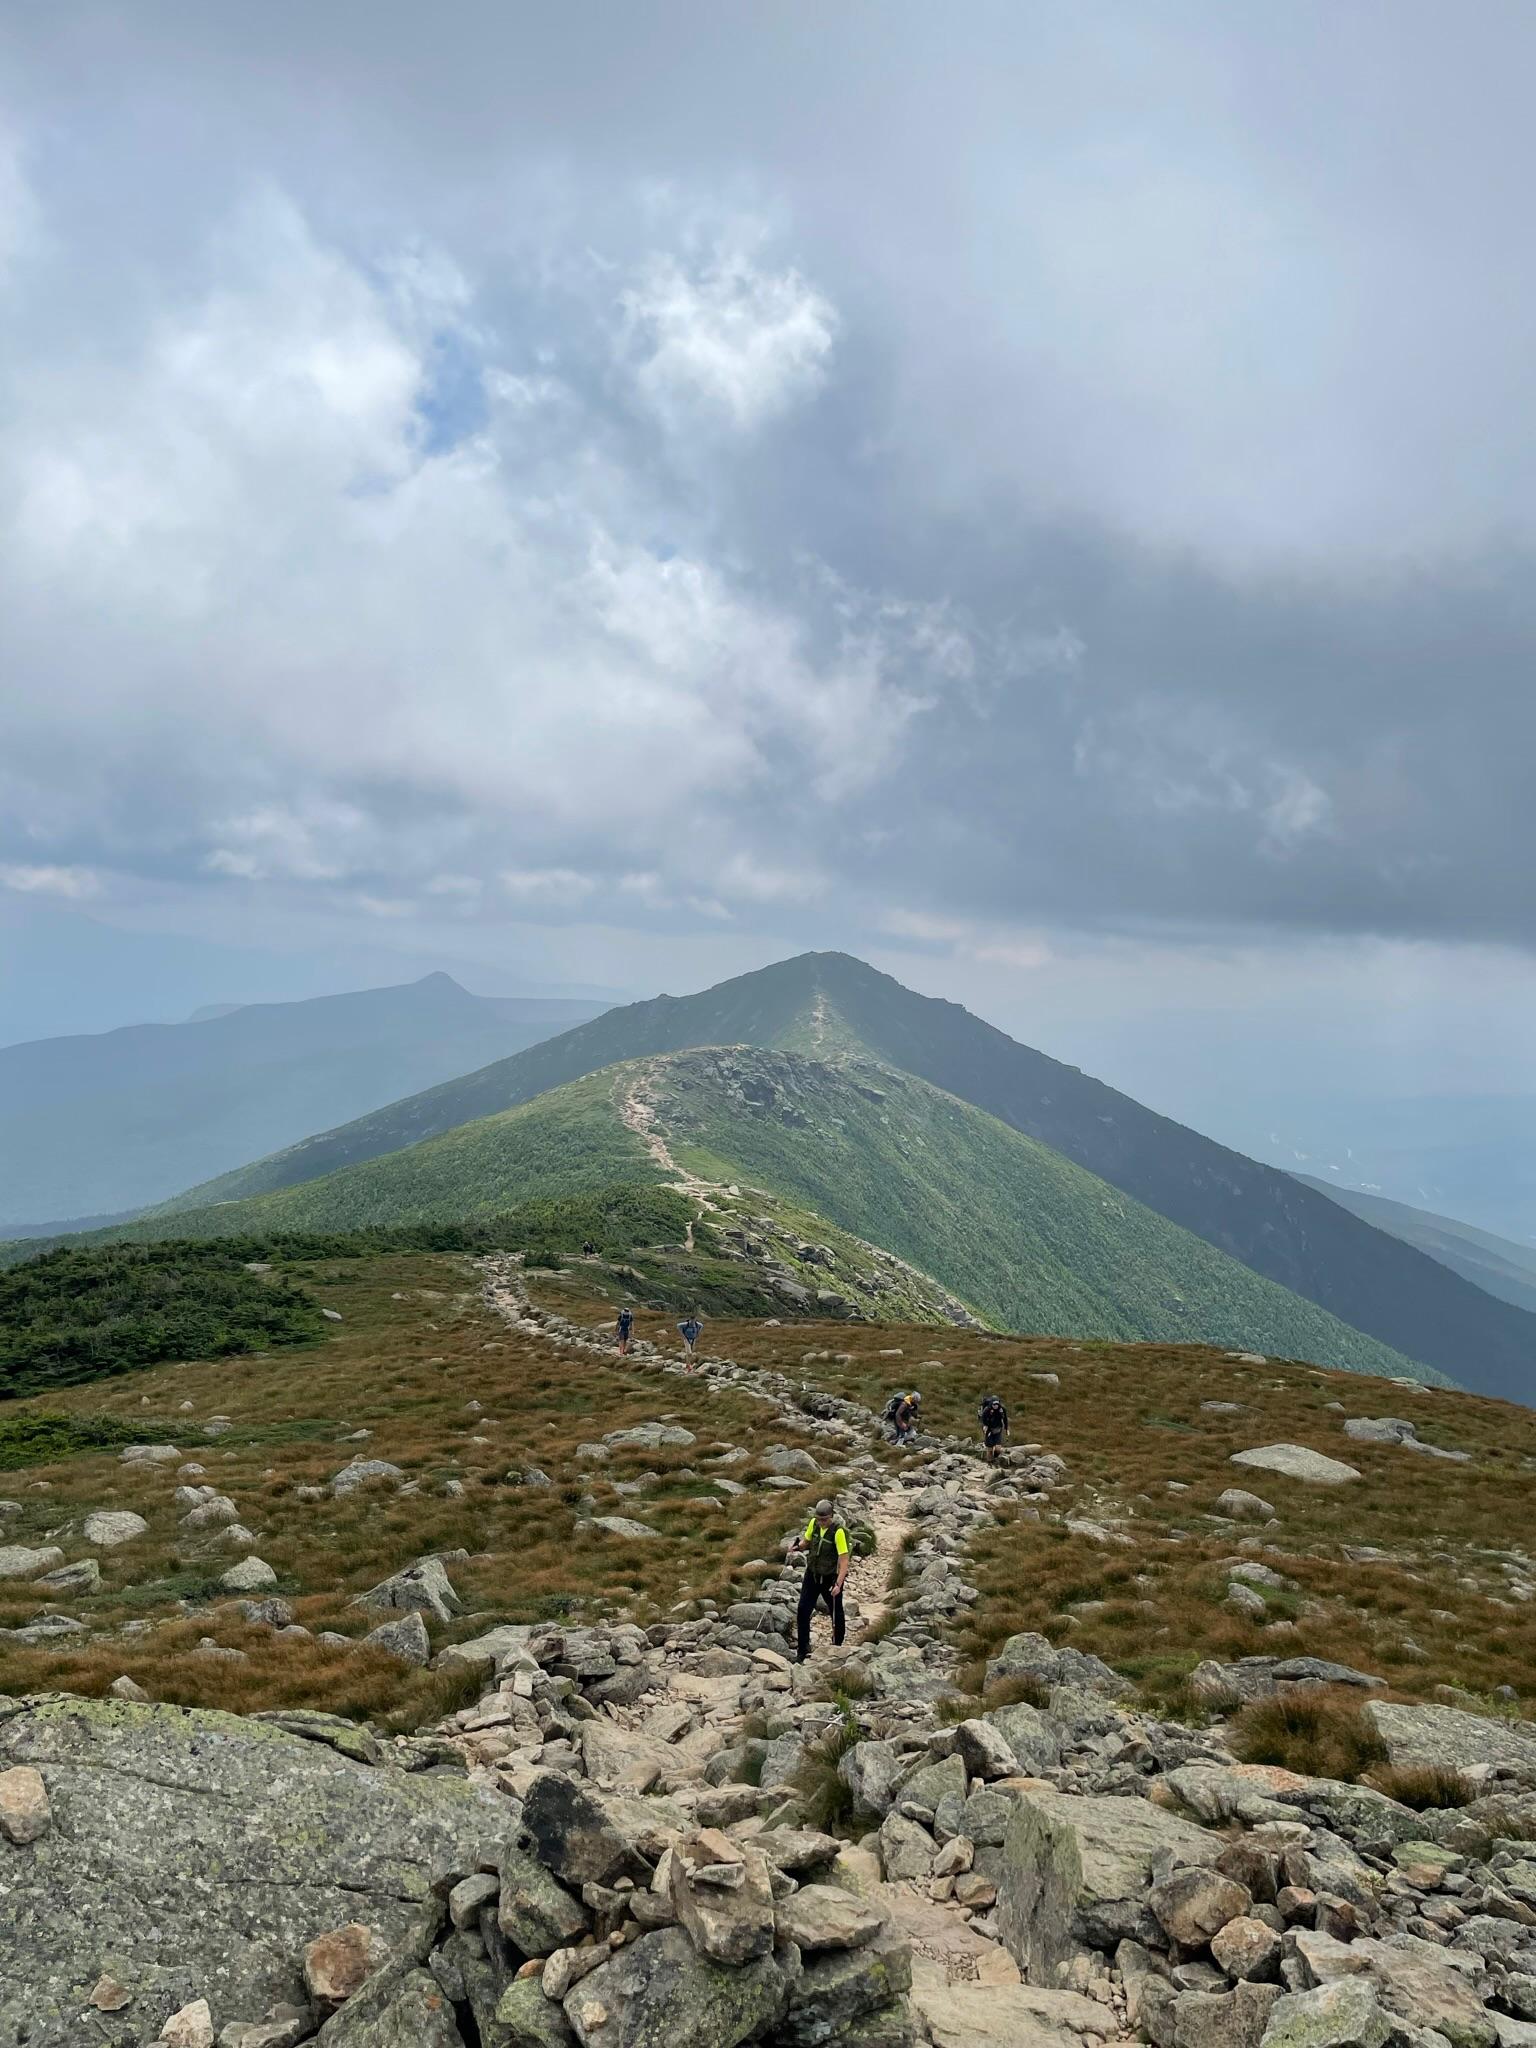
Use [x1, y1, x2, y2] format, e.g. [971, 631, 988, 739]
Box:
[0, 1694, 504, 2047]
[667, 1829, 775, 1965]
[350, 1557, 462, 1627]
[775, 1884, 886, 1953]
[495, 1975, 577, 2047]
[1363, 1699, 1536, 1777]
[1229, 1445, 1360, 1487]
[82, 1511, 148, 1547]
[364, 1611, 431, 1666]
[996, 1788, 1222, 1977]
[496, 1844, 590, 1957]
[1147, 1866, 1252, 1948]
[560, 1925, 785, 2048]
[1257, 1979, 1390, 2048]
[775, 1926, 912, 2047]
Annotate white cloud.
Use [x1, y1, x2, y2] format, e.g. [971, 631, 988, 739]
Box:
[500, 868, 597, 907]
[621, 237, 836, 431]
[0, 181, 944, 912]
[0, 862, 98, 899]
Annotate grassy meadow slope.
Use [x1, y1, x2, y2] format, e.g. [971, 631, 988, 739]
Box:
[143, 952, 1536, 1403]
[109, 1046, 1438, 1381]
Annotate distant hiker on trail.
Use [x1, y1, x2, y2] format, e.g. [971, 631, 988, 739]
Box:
[582, 1239, 597, 1258]
[678, 1314, 703, 1368]
[886, 1389, 921, 1446]
[616, 1307, 634, 1355]
[790, 1497, 850, 1662]
[979, 1392, 1009, 1463]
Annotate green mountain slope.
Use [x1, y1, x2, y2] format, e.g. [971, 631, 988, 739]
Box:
[122, 1046, 1440, 1382]
[148, 951, 1530, 1401]
[0, 972, 603, 1229]
[1295, 1175, 1536, 1318]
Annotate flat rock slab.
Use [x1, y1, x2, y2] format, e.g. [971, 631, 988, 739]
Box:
[1231, 1444, 1362, 1486]
[0, 1694, 506, 2048]
[912, 1968, 1109, 2046]
[82, 1512, 148, 1547]
[1364, 1700, 1536, 1776]
[996, 1788, 1222, 1978]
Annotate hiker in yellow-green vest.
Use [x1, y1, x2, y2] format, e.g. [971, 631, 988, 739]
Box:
[790, 1497, 849, 1663]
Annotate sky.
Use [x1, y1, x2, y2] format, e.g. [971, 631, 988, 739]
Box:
[3, 4, 1535, 1226]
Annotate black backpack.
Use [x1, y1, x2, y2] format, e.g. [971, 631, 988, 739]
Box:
[980, 1397, 1003, 1427]
[883, 1393, 905, 1423]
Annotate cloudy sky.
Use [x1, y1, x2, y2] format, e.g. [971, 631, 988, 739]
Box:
[3, 3, 1534, 1221]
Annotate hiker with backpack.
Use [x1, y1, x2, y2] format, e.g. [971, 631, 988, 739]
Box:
[678, 1314, 703, 1368]
[790, 1496, 850, 1661]
[615, 1306, 634, 1356]
[979, 1391, 1009, 1463]
[884, 1389, 921, 1446]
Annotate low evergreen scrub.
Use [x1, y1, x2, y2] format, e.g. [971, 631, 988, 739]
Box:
[0, 1245, 324, 1399]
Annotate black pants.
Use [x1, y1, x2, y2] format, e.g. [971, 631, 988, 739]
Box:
[797, 1573, 845, 1660]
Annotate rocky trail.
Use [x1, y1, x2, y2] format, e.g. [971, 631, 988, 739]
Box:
[617, 1065, 725, 1253]
[4, 1270, 1536, 2047]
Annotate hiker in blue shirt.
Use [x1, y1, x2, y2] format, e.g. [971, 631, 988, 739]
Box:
[678, 1315, 703, 1369]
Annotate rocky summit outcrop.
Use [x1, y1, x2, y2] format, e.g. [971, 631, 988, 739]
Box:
[0, 1694, 507, 2047]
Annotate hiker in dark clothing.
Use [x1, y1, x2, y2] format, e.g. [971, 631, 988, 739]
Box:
[790, 1497, 850, 1661]
[979, 1392, 1010, 1463]
[616, 1307, 634, 1355]
[678, 1315, 703, 1368]
[889, 1390, 921, 1446]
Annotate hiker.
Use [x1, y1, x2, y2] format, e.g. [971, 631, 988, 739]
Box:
[616, 1306, 634, 1355]
[887, 1389, 921, 1446]
[790, 1496, 850, 1661]
[678, 1314, 703, 1368]
[979, 1391, 1009, 1463]
[582, 1239, 597, 1258]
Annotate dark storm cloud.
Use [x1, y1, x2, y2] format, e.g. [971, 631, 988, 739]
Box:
[1, 0, 1532, 957]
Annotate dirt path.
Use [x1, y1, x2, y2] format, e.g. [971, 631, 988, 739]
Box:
[617, 1063, 728, 1252]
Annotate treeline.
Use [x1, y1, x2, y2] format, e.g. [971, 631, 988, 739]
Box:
[0, 1242, 327, 1401]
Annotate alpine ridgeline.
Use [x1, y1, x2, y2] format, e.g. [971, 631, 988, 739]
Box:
[141, 953, 1536, 1400]
[105, 1041, 1431, 1384]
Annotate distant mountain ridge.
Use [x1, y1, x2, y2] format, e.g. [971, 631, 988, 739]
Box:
[1296, 1175, 1536, 1319]
[145, 952, 1536, 1401]
[0, 972, 605, 1227]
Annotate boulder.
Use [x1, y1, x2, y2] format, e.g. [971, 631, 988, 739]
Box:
[364, 1611, 431, 1665]
[561, 1925, 785, 2048]
[912, 1974, 1123, 2047]
[775, 1925, 912, 2047]
[495, 1975, 578, 2047]
[1345, 1933, 1498, 2048]
[219, 1556, 278, 1593]
[996, 1789, 1222, 1977]
[1363, 1700, 1536, 1777]
[951, 1718, 1019, 1783]
[329, 1459, 406, 1497]
[0, 1694, 505, 2044]
[522, 1771, 680, 1889]
[82, 1510, 148, 1547]
[0, 1544, 65, 1580]
[1211, 1915, 1283, 1982]
[496, 1843, 589, 1956]
[1257, 1980, 1390, 2047]
[160, 2001, 215, 2048]
[35, 1557, 100, 1594]
[349, 1556, 462, 1627]
[1215, 1489, 1276, 1521]
[120, 1443, 179, 1464]
[775, 1883, 887, 1953]
[984, 1702, 1063, 1776]
[605, 1424, 697, 1450]
[667, 1829, 776, 1965]
[591, 1517, 664, 1539]
[1230, 1445, 1361, 1486]
[0, 1763, 51, 1844]
[839, 1739, 907, 1818]
[983, 1630, 1127, 1698]
[434, 1624, 536, 1674]
[1148, 1866, 1252, 1948]
[879, 1812, 937, 1881]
